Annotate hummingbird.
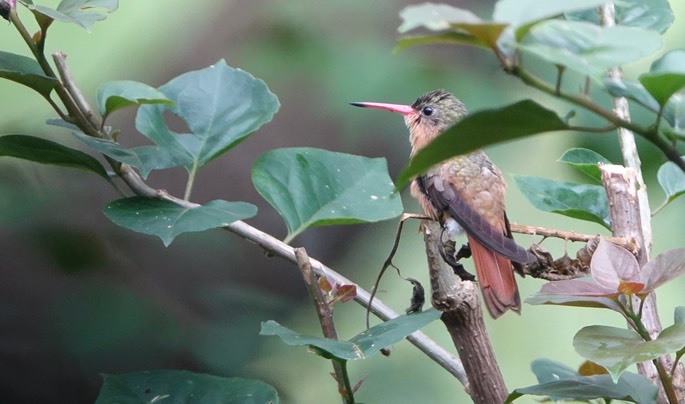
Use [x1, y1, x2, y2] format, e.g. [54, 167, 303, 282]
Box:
[351, 89, 534, 318]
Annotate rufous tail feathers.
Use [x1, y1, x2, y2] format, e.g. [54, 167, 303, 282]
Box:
[467, 235, 521, 318]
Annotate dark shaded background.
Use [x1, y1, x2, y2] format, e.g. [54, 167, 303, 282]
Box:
[1, 1, 685, 403]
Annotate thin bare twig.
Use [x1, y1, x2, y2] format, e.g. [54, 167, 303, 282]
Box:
[225, 220, 466, 382]
[510, 223, 638, 255]
[366, 213, 426, 329]
[43, 22, 469, 387]
[52, 51, 102, 131]
[295, 248, 352, 404]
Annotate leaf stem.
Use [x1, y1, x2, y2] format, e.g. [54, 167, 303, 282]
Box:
[651, 199, 669, 217]
[184, 162, 198, 201]
[655, 358, 678, 404]
[629, 310, 679, 403]
[509, 63, 685, 173]
[511, 65, 647, 134]
[337, 360, 355, 404]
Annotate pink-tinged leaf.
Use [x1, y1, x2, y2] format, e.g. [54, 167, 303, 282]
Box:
[591, 239, 639, 290]
[526, 291, 623, 313]
[618, 281, 644, 295]
[335, 284, 357, 303]
[640, 248, 685, 292]
[540, 278, 614, 296]
[351, 375, 366, 393]
[318, 276, 333, 293]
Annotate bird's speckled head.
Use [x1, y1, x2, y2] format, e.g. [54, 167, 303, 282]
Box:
[407, 89, 467, 133]
[350, 89, 467, 153]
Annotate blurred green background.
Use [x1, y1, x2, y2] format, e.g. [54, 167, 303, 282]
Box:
[1, 1, 685, 403]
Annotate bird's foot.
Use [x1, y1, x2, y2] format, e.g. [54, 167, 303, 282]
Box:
[439, 240, 475, 281]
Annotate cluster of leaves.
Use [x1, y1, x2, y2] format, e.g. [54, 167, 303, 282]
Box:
[520, 239, 685, 402]
[0, 0, 442, 402]
[395, 0, 685, 210]
[1, 0, 404, 246]
[4, 0, 685, 402]
[395, 0, 685, 402]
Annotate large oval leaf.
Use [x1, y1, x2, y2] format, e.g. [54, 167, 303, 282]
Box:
[104, 197, 257, 246]
[558, 148, 612, 183]
[252, 147, 403, 243]
[493, 0, 608, 29]
[23, 0, 118, 32]
[639, 50, 685, 107]
[574, 324, 685, 382]
[397, 100, 570, 187]
[656, 157, 685, 210]
[397, 3, 507, 51]
[520, 20, 661, 79]
[260, 309, 441, 361]
[135, 59, 279, 169]
[96, 80, 172, 121]
[0, 51, 59, 98]
[96, 371, 279, 404]
[565, 0, 674, 34]
[514, 175, 610, 229]
[507, 366, 657, 404]
[0, 134, 109, 179]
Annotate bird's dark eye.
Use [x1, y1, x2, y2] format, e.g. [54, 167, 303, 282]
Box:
[422, 106, 434, 116]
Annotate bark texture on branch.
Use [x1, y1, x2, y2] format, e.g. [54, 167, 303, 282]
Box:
[601, 165, 685, 402]
[422, 220, 508, 403]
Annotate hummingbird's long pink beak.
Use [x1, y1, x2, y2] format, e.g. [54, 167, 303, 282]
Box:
[350, 101, 415, 115]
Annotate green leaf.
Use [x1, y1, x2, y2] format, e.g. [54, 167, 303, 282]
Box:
[136, 59, 279, 169]
[349, 309, 441, 356]
[493, 0, 608, 28]
[71, 131, 181, 179]
[398, 3, 481, 32]
[657, 157, 685, 208]
[663, 93, 685, 130]
[397, 101, 570, 187]
[0, 51, 59, 98]
[252, 147, 403, 243]
[260, 309, 441, 361]
[603, 79, 659, 112]
[514, 176, 610, 229]
[530, 358, 578, 383]
[520, 20, 661, 78]
[96, 370, 279, 404]
[96, 80, 173, 121]
[397, 3, 508, 51]
[566, 0, 674, 34]
[558, 148, 611, 183]
[574, 324, 685, 382]
[639, 50, 685, 107]
[0, 134, 109, 179]
[675, 306, 685, 325]
[396, 32, 490, 53]
[507, 369, 657, 404]
[260, 321, 361, 360]
[21, 0, 118, 32]
[103, 197, 257, 246]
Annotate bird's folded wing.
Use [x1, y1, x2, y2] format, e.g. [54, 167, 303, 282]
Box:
[421, 174, 534, 264]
